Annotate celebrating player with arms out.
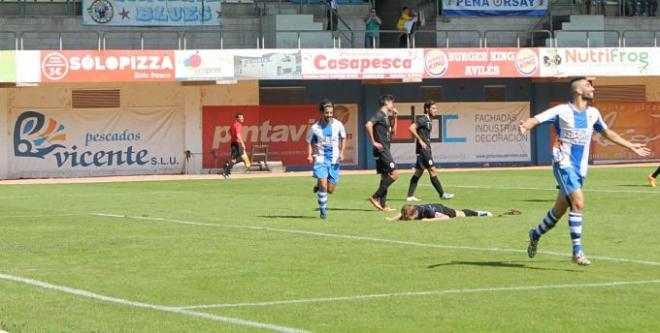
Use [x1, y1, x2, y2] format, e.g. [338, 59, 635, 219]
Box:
[519, 77, 651, 265]
[307, 99, 346, 220]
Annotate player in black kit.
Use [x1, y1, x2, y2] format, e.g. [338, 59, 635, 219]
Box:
[406, 100, 454, 202]
[365, 95, 399, 211]
[387, 203, 492, 221]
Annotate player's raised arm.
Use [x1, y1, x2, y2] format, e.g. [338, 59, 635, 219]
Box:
[518, 117, 540, 135]
[390, 107, 398, 136]
[600, 129, 652, 157]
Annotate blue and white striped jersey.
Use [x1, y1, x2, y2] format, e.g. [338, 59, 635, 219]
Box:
[306, 119, 346, 164]
[535, 103, 608, 177]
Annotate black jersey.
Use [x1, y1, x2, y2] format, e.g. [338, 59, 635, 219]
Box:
[414, 114, 432, 153]
[414, 203, 456, 219]
[369, 110, 391, 149]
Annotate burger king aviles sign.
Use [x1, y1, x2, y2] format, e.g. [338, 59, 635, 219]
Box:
[41, 50, 176, 82]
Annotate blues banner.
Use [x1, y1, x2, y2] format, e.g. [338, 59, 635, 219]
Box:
[83, 0, 222, 26]
[442, 0, 548, 16]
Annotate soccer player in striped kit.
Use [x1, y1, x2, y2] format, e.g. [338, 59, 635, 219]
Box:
[306, 99, 346, 220]
[519, 77, 651, 265]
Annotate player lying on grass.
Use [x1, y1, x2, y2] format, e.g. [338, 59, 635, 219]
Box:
[387, 203, 492, 221]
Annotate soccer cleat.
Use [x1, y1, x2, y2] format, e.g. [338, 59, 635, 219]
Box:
[368, 196, 384, 210]
[478, 211, 493, 217]
[441, 192, 455, 200]
[527, 229, 538, 258]
[406, 196, 421, 202]
[572, 251, 591, 266]
[320, 207, 327, 220]
[649, 175, 656, 188]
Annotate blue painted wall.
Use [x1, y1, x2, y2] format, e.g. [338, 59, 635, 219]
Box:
[260, 79, 572, 170]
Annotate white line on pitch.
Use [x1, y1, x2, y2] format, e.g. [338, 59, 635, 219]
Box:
[0, 213, 89, 219]
[91, 213, 660, 267]
[420, 184, 660, 194]
[0, 272, 309, 333]
[175, 279, 660, 310]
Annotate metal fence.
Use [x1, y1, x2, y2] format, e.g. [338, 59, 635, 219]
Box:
[2, 28, 660, 50]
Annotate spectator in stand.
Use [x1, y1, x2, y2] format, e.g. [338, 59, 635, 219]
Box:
[396, 7, 412, 48]
[364, 8, 382, 48]
[647, 0, 657, 15]
[585, 0, 606, 15]
[402, 8, 419, 47]
[324, 0, 338, 31]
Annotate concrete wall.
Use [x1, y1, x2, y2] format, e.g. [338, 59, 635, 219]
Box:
[0, 89, 8, 178]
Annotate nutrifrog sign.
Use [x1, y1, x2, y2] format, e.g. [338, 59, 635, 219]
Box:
[0, 51, 16, 82]
[8, 107, 184, 178]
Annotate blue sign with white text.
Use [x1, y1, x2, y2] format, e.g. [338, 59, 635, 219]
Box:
[83, 0, 223, 26]
[442, 0, 548, 16]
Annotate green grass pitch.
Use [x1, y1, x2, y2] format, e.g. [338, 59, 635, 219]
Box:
[1, 166, 659, 333]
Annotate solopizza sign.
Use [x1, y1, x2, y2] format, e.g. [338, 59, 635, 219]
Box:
[40, 50, 176, 82]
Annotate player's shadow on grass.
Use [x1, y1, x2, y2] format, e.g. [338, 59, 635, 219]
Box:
[617, 184, 653, 188]
[516, 199, 555, 203]
[326, 207, 375, 212]
[427, 260, 580, 272]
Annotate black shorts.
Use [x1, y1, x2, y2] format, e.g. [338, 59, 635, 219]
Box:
[230, 142, 244, 159]
[430, 204, 456, 218]
[374, 148, 397, 174]
[415, 149, 435, 170]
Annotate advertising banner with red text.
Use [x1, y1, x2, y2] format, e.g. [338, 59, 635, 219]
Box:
[40, 50, 176, 82]
[203, 104, 358, 169]
[590, 102, 660, 163]
[301, 49, 424, 79]
[539, 48, 655, 77]
[423, 48, 540, 78]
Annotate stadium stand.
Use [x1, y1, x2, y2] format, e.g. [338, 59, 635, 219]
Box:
[0, 0, 659, 49]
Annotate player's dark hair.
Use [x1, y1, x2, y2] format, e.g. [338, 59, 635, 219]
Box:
[569, 77, 589, 93]
[235, 112, 243, 119]
[379, 94, 395, 107]
[318, 98, 333, 112]
[423, 100, 435, 114]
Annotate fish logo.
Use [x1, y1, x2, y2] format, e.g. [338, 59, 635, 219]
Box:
[14, 111, 66, 159]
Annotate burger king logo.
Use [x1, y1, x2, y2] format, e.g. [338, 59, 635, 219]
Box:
[514, 49, 539, 76]
[424, 49, 449, 77]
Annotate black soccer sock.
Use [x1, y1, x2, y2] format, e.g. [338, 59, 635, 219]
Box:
[407, 174, 420, 197]
[653, 166, 660, 178]
[226, 160, 234, 173]
[380, 189, 388, 207]
[374, 177, 395, 199]
[462, 209, 478, 217]
[430, 175, 445, 196]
